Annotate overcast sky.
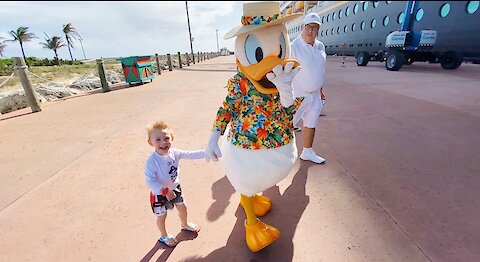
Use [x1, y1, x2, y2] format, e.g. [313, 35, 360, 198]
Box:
[0, 1, 243, 60]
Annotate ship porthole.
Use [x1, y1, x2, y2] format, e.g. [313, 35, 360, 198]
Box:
[333, 12, 336, 21]
[467, 1, 479, 14]
[416, 8, 424, 21]
[361, 21, 366, 30]
[352, 23, 356, 31]
[371, 19, 377, 28]
[383, 16, 390, 26]
[440, 3, 451, 17]
[363, 2, 369, 11]
[354, 3, 359, 14]
[398, 12, 405, 24]
[346, 6, 350, 16]
[344, 25, 348, 33]
[373, 1, 380, 8]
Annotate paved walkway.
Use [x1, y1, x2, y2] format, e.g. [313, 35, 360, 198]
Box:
[0, 56, 479, 261]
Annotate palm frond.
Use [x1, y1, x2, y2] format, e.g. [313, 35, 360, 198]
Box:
[63, 23, 81, 48]
[8, 26, 37, 43]
[41, 33, 67, 50]
[0, 40, 6, 57]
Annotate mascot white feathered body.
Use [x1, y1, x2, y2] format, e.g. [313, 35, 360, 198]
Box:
[205, 2, 302, 252]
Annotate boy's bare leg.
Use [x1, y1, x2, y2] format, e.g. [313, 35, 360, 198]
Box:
[176, 203, 189, 228]
[156, 214, 168, 237]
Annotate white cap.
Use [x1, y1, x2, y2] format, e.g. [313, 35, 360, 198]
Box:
[303, 12, 321, 25]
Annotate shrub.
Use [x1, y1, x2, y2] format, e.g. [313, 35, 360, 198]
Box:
[0, 58, 14, 76]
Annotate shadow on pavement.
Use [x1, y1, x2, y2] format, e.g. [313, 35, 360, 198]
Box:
[140, 230, 199, 262]
[206, 176, 236, 222]
[182, 161, 312, 261]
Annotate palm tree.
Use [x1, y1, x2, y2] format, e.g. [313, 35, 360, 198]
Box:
[8, 26, 37, 62]
[62, 23, 80, 62]
[0, 37, 6, 57]
[40, 33, 66, 66]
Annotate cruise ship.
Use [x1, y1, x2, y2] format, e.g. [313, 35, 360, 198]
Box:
[281, 1, 480, 70]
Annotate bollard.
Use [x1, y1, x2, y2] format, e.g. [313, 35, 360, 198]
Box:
[96, 59, 110, 92]
[185, 52, 190, 66]
[13, 57, 41, 112]
[342, 54, 346, 67]
[191, 52, 195, 64]
[177, 52, 182, 68]
[167, 54, 173, 71]
[155, 53, 162, 75]
[197, 52, 200, 63]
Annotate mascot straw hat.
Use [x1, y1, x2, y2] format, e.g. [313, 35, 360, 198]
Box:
[224, 1, 302, 39]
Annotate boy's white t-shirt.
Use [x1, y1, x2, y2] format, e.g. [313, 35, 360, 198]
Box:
[145, 148, 204, 195]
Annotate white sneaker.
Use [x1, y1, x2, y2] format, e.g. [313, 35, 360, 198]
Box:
[300, 148, 326, 164]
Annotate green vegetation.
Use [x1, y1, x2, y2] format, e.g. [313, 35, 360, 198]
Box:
[0, 58, 121, 89]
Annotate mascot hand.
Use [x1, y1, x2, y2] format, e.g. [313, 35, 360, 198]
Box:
[205, 131, 222, 162]
[266, 62, 301, 107]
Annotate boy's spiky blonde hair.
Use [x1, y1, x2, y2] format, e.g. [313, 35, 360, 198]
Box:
[146, 121, 174, 141]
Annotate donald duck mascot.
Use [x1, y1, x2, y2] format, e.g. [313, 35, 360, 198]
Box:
[205, 1, 302, 252]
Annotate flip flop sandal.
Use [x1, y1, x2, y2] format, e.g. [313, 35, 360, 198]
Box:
[182, 222, 201, 233]
[158, 235, 177, 247]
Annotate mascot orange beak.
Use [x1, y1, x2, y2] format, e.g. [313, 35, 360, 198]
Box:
[237, 56, 300, 95]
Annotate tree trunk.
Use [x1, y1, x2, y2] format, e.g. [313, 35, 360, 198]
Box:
[20, 41, 27, 65]
[54, 49, 60, 66]
[66, 35, 74, 61]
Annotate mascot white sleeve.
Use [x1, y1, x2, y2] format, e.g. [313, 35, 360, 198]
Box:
[205, 1, 304, 252]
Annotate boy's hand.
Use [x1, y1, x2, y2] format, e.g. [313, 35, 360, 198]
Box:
[165, 190, 176, 201]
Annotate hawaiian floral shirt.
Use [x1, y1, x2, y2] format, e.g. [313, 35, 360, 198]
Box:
[213, 72, 303, 150]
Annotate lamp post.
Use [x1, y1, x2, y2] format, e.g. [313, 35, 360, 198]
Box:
[216, 29, 219, 52]
[79, 36, 86, 60]
[186, 1, 195, 64]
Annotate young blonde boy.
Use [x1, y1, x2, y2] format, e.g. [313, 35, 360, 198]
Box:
[145, 121, 204, 247]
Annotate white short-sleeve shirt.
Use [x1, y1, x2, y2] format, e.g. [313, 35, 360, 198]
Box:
[291, 35, 327, 96]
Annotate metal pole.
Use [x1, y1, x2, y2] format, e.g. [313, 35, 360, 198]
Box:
[216, 29, 219, 52]
[79, 37, 86, 60]
[13, 57, 41, 112]
[186, 1, 195, 64]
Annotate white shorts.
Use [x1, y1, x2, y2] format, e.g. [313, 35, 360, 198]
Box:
[293, 91, 323, 128]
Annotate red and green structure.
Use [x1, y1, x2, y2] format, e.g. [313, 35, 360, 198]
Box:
[118, 56, 155, 85]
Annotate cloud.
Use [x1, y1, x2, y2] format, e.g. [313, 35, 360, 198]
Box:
[0, 1, 242, 59]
